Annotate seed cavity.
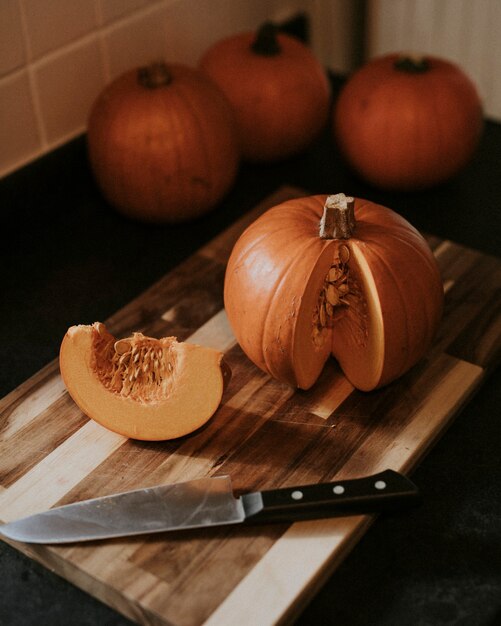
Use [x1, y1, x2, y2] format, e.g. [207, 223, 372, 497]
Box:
[93, 332, 176, 402]
[312, 245, 351, 347]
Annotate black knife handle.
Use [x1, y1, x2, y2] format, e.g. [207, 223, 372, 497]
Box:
[241, 470, 421, 524]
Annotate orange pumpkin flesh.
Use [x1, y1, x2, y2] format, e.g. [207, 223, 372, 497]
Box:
[60, 323, 226, 440]
[224, 194, 444, 392]
[199, 22, 330, 162]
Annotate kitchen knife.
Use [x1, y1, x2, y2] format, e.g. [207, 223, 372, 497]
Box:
[0, 469, 420, 544]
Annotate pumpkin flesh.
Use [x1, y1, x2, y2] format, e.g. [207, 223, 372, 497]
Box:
[60, 323, 226, 440]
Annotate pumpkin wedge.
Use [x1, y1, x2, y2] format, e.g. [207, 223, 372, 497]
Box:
[224, 194, 444, 391]
[60, 323, 227, 440]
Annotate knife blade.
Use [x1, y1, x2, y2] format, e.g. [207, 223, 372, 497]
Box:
[0, 469, 420, 544]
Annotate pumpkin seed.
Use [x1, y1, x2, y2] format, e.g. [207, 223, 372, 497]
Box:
[339, 244, 350, 264]
[311, 252, 352, 343]
[326, 284, 340, 306]
[114, 339, 131, 355]
[328, 267, 342, 283]
[319, 303, 326, 326]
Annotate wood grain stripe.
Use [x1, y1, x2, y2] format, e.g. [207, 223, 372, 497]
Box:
[9, 540, 172, 626]
[187, 309, 236, 352]
[61, 540, 174, 624]
[0, 373, 66, 440]
[224, 372, 273, 410]
[337, 358, 484, 478]
[203, 515, 372, 626]
[443, 279, 455, 294]
[433, 239, 454, 259]
[0, 394, 87, 488]
[0, 422, 126, 521]
[310, 377, 354, 419]
[0, 360, 59, 413]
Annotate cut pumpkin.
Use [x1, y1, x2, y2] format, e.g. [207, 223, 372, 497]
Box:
[224, 194, 444, 392]
[59, 323, 227, 440]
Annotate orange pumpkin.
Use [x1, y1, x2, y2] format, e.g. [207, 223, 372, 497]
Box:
[334, 54, 483, 191]
[199, 22, 330, 162]
[87, 62, 239, 223]
[60, 323, 228, 440]
[224, 193, 443, 391]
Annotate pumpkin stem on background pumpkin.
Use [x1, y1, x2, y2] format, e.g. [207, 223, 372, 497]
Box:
[251, 22, 281, 56]
[394, 55, 430, 73]
[138, 62, 172, 88]
[319, 194, 355, 239]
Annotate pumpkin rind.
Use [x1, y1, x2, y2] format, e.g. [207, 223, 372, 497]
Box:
[334, 54, 483, 190]
[224, 195, 444, 391]
[60, 323, 226, 440]
[224, 199, 335, 389]
[199, 28, 330, 162]
[87, 63, 240, 223]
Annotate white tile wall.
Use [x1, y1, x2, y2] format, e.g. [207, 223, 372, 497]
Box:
[22, 0, 98, 60]
[0, 70, 40, 173]
[0, 0, 358, 179]
[35, 37, 106, 145]
[0, 0, 26, 77]
[99, 0, 153, 26]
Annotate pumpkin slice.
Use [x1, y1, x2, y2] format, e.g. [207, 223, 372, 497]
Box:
[60, 323, 227, 440]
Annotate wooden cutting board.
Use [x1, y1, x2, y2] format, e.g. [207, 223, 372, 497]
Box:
[1, 186, 500, 626]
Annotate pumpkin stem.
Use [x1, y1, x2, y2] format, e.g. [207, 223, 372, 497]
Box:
[251, 21, 281, 56]
[394, 55, 430, 73]
[319, 194, 355, 240]
[138, 62, 172, 88]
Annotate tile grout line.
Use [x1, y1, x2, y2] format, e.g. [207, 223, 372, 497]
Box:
[1, 0, 179, 178]
[17, 0, 47, 150]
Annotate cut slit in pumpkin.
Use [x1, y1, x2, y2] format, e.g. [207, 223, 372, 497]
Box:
[330, 243, 385, 392]
[59, 323, 227, 441]
[291, 241, 383, 391]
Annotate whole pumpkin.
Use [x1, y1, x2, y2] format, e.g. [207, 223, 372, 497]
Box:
[224, 193, 444, 391]
[87, 62, 240, 223]
[199, 22, 330, 162]
[334, 54, 483, 191]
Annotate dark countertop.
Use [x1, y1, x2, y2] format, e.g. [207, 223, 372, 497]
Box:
[1, 76, 500, 625]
